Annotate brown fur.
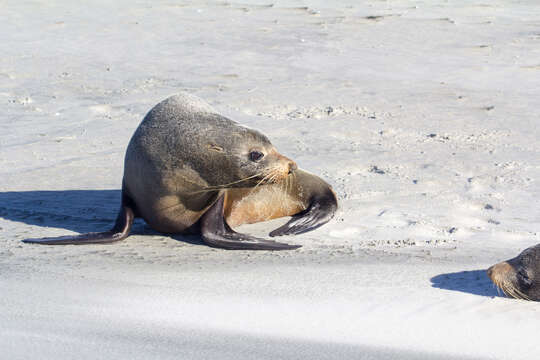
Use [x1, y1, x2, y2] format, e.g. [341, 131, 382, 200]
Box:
[224, 183, 305, 226]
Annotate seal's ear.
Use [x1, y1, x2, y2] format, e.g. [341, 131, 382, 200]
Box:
[207, 144, 224, 152]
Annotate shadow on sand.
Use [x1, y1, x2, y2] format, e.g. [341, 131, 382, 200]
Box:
[430, 269, 503, 298]
[0, 190, 203, 245]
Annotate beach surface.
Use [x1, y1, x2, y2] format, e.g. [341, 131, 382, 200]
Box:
[2, 1, 540, 359]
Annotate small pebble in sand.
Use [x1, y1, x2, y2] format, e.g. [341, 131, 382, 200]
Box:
[369, 165, 385, 174]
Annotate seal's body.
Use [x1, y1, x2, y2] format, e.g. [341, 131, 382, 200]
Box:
[488, 244, 540, 301]
[24, 93, 337, 250]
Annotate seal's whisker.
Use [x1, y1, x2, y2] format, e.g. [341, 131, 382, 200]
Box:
[260, 168, 277, 186]
[261, 170, 276, 185]
[501, 283, 513, 298]
[500, 283, 511, 298]
[510, 289, 523, 300]
[494, 281, 502, 296]
[269, 175, 280, 193]
[502, 283, 521, 300]
[269, 172, 280, 185]
[188, 173, 265, 194]
[513, 287, 532, 301]
[204, 173, 264, 189]
[503, 281, 529, 300]
[493, 278, 510, 298]
[249, 172, 274, 195]
[253, 174, 270, 190]
[270, 165, 285, 182]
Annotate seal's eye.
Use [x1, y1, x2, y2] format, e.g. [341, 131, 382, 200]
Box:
[249, 151, 264, 162]
[517, 269, 532, 288]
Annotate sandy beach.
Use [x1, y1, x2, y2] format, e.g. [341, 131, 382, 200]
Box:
[2, 1, 540, 359]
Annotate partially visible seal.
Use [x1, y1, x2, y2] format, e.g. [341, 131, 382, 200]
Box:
[24, 93, 338, 250]
[487, 244, 540, 301]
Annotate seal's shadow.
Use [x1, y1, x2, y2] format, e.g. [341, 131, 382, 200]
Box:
[430, 270, 503, 298]
[0, 190, 203, 245]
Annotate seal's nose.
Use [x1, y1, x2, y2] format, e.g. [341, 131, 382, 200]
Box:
[487, 261, 513, 282]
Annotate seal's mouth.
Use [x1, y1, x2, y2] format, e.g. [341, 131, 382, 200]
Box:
[487, 262, 533, 301]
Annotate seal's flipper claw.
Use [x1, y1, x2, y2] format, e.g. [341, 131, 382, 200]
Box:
[23, 195, 135, 245]
[201, 194, 301, 250]
[269, 191, 337, 237]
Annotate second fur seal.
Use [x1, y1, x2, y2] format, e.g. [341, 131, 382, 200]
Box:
[24, 93, 338, 250]
[487, 244, 540, 301]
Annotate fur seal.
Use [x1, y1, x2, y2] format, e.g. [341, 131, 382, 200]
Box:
[23, 93, 338, 250]
[487, 244, 540, 301]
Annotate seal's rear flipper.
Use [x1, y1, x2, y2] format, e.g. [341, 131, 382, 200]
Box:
[269, 190, 337, 237]
[23, 195, 135, 245]
[201, 194, 301, 250]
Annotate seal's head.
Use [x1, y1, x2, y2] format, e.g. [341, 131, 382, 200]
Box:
[202, 120, 297, 189]
[487, 244, 540, 301]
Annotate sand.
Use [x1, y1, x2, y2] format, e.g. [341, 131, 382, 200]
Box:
[2, 0, 540, 359]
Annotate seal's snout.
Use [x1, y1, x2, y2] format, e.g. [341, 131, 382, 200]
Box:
[487, 261, 514, 285]
[274, 151, 297, 176]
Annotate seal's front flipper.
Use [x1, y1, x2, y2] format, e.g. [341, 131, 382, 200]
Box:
[201, 194, 301, 250]
[269, 190, 338, 237]
[23, 195, 135, 245]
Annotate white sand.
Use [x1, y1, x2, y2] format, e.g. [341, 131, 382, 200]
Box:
[2, 0, 540, 359]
